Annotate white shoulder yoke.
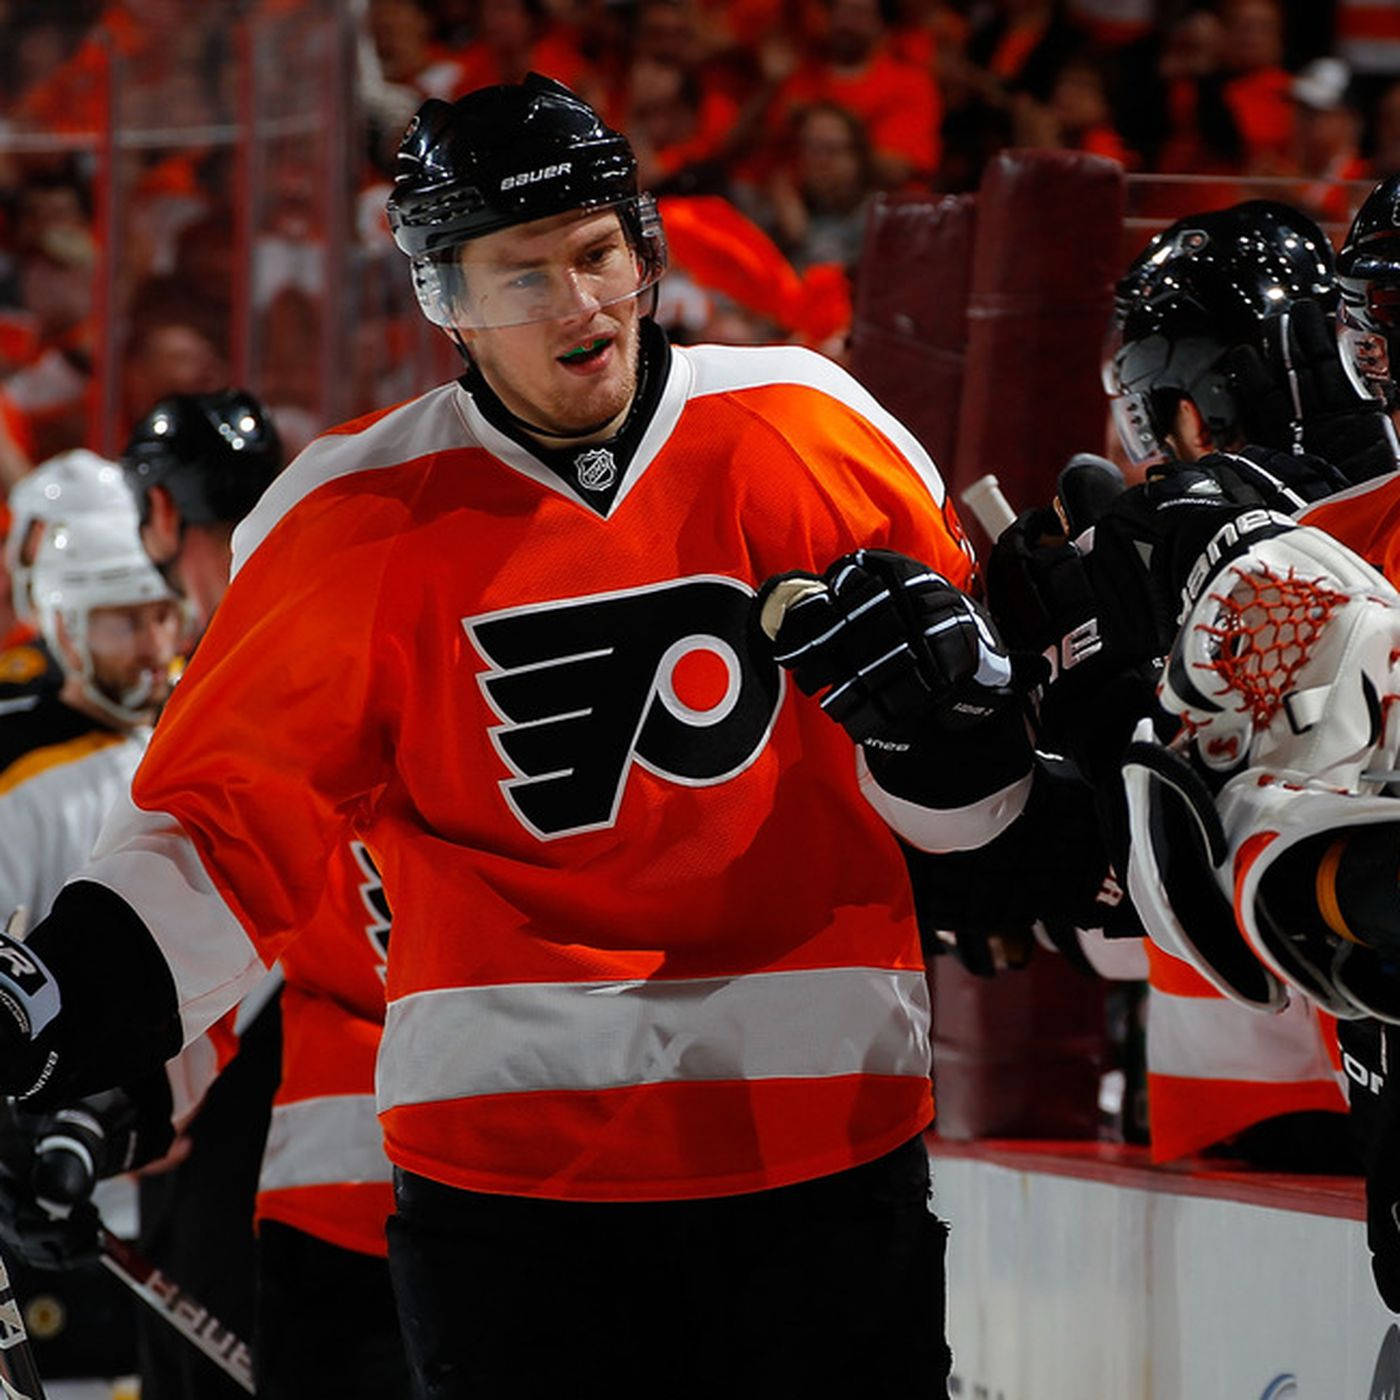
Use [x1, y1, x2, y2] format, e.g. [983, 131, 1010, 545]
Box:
[231, 383, 468, 578]
[678, 343, 947, 508]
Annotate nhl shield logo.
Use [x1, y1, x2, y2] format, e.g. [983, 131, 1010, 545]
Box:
[574, 447, 617, 492]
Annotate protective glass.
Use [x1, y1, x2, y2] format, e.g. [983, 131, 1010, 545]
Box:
[409, 196, 668, 331]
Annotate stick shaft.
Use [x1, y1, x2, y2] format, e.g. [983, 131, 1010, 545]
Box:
[99, 1228, 254, 1393]
[0, 1251, 46, 1400]
[959, 474, 1017, 540]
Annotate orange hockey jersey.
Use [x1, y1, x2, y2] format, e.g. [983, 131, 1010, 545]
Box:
[255, 840, 392, 1257]
[83, 343, 978, 1203]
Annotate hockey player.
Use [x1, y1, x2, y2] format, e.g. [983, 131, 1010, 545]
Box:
[0, 392, 406, 1397]
[0, 76, 1067, 1398]
[0, 509, 180, 1378]
[1, 449, 139, 709]
[987, 181, 1400, 1304]
[0, 511, 179, 920]
[122, 390, 282, 640]
[990, 199, 1397, 1166]
[120, 390, 407, 1398]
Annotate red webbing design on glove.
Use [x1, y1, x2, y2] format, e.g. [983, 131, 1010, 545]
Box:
[1196, 566, 1347, 729]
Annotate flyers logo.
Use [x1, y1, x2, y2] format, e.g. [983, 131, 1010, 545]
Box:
[465, 575, 782, 839]
[349, 842, 391, 979]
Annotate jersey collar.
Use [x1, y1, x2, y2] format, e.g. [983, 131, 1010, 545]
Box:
[454, 322, 693, 520]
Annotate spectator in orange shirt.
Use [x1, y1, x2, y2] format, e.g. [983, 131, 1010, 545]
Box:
[368, 0, 468, 100]
[0, 164, 98, 470]
[887, 0, 968, 72]
[624, 58, 733, 193]
[1220, 0, 1296, 172]
[608, 1, 743, 185]
[1016, 54, 1134, 165]
[773, 0, 943, 187]
[452, 0, 597, 101]
[1289, 58, 1368, 226]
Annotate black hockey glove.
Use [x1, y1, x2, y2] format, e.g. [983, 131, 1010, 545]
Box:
[1087, 461, 1300, 665]
[0, 1095, 118, 1271]
[1229, 297, 1400, 484]
[985, 501, 1158, 790]
[1337, 1018, 1400, 1312]
[0, 927, 66, 1101]
[902, 752, 1116, 978]
[756, 548, 1017, 745]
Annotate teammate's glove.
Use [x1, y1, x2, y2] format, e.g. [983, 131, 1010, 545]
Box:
[984, 465, 1163, 791]
[0, 926, 65, 1101]
[1337, 1018, 1400, 1312]
[1229, 298, 1400, 484]
[904, 752, 1114, 977]
[0, 1090, 138, 1271]
[756, 548, 1016, 745]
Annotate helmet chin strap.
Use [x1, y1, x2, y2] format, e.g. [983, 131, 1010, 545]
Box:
[63, 618, 157, 727]
[80, 664, 157, 729]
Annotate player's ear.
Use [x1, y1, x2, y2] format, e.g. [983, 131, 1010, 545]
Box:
[141, 485, 181, 566]
[1166, 398, 1214, 462]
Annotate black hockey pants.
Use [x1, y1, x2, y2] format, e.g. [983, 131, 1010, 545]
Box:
[387, 1133, 953, 1399]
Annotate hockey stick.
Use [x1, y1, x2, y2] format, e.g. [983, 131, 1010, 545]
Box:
[0, 913, 45, 1398]
[959, 473, 1017, 539]
[0, 1249, 47, 1400]
[97, 1227, 254, 1393]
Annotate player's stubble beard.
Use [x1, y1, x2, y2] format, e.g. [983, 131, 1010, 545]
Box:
[469, 300, 641, 445]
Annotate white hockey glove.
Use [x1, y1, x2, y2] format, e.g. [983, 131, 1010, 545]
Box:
[1126, 518, 1400, 1019]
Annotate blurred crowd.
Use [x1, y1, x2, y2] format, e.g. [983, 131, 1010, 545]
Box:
[0, 0, 1398, 486]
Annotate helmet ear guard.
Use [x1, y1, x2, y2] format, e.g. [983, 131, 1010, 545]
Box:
[1105, 331, 1243, 463]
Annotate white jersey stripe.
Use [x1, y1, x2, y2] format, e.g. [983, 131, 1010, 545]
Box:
[81, 789, 268, 1046]
[230, 383, 468, 577]
[234, 343, 950, 579]
[377, 965, 931, 1111]
[1148, 987, 1344, 1089]
[683, 342, 949, 509]
[259, 1094, 391, 1192]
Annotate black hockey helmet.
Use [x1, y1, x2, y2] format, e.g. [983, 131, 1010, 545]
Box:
[1337, 174, 1400, 407]
[386, 74, 666, 330]
[123, 390, 283, 528]
[1104, 200, 1338, 464]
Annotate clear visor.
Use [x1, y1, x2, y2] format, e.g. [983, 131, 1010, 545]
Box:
[409, 196, 668, 332]
[1338, 286, 1396, 404]
[1102, 332, 1169, 467]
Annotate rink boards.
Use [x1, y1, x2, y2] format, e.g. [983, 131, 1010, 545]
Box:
[930, 1138, 1396, 1400]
